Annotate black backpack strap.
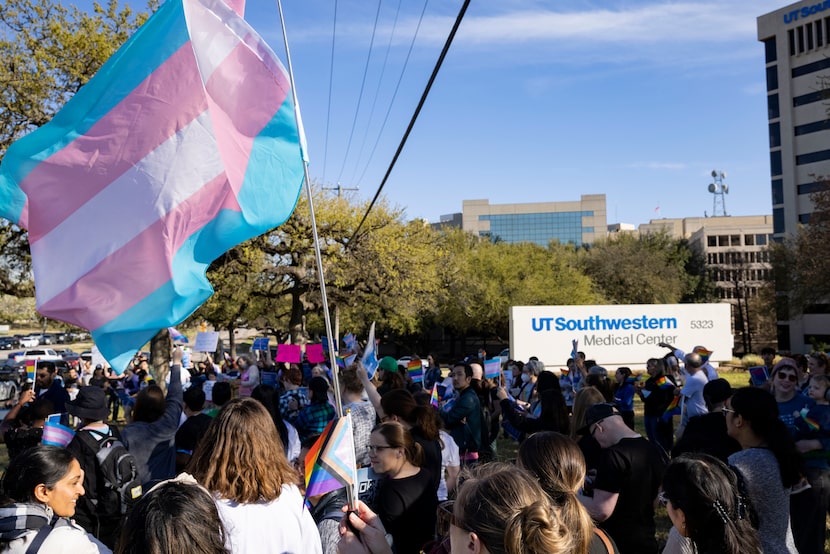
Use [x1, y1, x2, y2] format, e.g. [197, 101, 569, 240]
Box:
[24, 521, 54, 554]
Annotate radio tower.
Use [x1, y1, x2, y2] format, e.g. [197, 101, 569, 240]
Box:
[708, 170, 728, 217]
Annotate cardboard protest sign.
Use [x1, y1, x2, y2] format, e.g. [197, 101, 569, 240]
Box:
[306, 343, 326, 364]
[194, 331, 219, 353]
[275, 344, 302, 363]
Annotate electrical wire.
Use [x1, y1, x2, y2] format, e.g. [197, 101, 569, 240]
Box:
[320, 0, 339, 186]
[348, 0, 472, 245]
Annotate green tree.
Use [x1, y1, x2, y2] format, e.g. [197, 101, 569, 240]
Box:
[580, 232, 703, 304]
[0, 0, 150, 296]
[770, 182, 830, 314]
[435, 230, 600, 340]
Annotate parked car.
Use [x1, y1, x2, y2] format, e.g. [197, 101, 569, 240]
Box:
[13, 348, 63, 363]
[397, 355, 430, 369]
[0, 337, 19, 350]
[18, 336, 40, 348]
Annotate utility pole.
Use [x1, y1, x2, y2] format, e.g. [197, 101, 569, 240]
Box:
[323, 182, 359, 197]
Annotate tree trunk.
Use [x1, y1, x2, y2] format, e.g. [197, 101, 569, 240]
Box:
[289, 290, 305, 344]
[150, 328, 170, 393]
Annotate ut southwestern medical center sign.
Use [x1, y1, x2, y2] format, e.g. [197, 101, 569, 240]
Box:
[510, 304, 733, 368]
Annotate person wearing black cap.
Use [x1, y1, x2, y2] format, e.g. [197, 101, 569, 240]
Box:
[65, 385, 121, 547]
[671, 379, 741, 463]
[577, 403, 666, 554]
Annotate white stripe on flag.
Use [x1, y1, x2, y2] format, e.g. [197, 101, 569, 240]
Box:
[32, 110, 223, 305]
[184, 0, 242, 85]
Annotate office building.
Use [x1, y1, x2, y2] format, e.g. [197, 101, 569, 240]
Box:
[758, 2, 830, 351]
[438, 195, 607, 247]
[641, 215, 775, 351]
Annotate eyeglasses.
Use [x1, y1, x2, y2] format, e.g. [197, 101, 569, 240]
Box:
[776, 372, 798, 383]
[590, 422, 603, 436]
[721, 406, 737, 416]
[658, 491, 669, 507]
[367, 445, 395, 453]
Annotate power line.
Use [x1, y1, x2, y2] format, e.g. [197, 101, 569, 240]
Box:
[348, 0, 472, 245]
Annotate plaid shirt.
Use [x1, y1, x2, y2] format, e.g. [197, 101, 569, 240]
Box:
[293, 401, 335, 442]
[279, 388, 309, 421]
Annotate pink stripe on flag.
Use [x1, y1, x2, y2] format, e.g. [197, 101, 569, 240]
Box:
[38, 173, 239, 330]
[21, 43, 206, 240]
[204, 40, 290, 193]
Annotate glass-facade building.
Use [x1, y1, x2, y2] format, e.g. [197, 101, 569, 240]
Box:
[453, 195, 607, 247]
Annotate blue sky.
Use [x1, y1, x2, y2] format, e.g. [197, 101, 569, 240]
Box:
[242, 0, 791, 227]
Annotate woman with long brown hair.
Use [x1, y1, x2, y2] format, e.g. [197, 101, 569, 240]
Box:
[188, 397, 321, 553]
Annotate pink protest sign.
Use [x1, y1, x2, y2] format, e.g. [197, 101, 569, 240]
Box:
[275, 344, 302, 363]
[306, 343, 326, 364]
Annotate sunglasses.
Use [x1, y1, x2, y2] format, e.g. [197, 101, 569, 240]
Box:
[776, 372, 798, 382]
[657, 491, 669, 507]
[367, 445, 395, 453]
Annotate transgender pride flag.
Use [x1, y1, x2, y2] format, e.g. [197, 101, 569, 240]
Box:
[0, 0, 305, 371]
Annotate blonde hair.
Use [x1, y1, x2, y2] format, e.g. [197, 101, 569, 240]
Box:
[518, 432, 594, 554]
[454, 464, 572, 554]
[188, 397, 297, 503]
[571, 386, 605, 439]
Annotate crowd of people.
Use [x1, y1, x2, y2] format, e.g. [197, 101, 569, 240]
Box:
[0, 340, 828, 554]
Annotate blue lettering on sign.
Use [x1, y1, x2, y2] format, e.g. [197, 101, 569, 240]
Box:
[783, 1, 830, 24]
[530, 315, 678, 332]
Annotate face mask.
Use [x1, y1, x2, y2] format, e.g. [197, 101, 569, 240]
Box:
[521, 373, 531, 384]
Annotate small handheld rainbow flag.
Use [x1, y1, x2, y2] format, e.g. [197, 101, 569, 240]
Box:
[801, 413, 821, 432]
[430, 383, 440, 409]
[693, 347, 712, 363]
[407, 360, 424, 385]
[655, 376, 674, 389]
[305, 414, 358, 501]
[662, 395, 681, 421]
[336, 353, 356, 369]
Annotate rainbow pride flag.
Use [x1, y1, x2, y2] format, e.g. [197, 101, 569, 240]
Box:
[430, 383, 440, 409]
[693, 347, 713, 363]
[801, 413, 821, 432]
[407, 360, 424, 384]
[654, 376, 674, 389]
[662, 395, 681, 421]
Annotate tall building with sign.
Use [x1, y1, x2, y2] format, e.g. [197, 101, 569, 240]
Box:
[437, 195, 607, 247]
[758, 2, 830, 351]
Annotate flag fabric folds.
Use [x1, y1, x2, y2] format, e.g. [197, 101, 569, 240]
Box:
[484, 358, 501, 380]
[430, 383, 440, 409]
[361, 322, 379, 379]
[42, 419, 76, 448]
[0, 0, 305, 372]
[662, 395, 681, 421]
[168, 327, 189, 344]
[304, 414, 358, 500]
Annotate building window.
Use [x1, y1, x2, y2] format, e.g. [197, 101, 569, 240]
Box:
[707, 236, 717, 247]
[793, 90, 824, 107]
[717, 235, 729, 247]
[766, 66, 779, 91]
[730, 235, 741, 246]
[773, 207, 785, 234]
[797, 148, 830, 165]
[798, 25, 806, 54]
[768, 94, 780, 119]
[808, 23, 815, 50]
[799, 213, 812, 224]
[798, 181, 830, 195]
[792, 53, 830, 77]
[745, 234, 755, 246]
[769, 122, 781, 147]
[771, 150, 783, 176]
[817, 20, 824, 47]
[795, 119, 830, 136]
[765, 37, 777, 62]
[772, 178, 784, 205]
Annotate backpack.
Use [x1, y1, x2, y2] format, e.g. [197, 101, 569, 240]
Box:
[76, 429, 143, 517]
